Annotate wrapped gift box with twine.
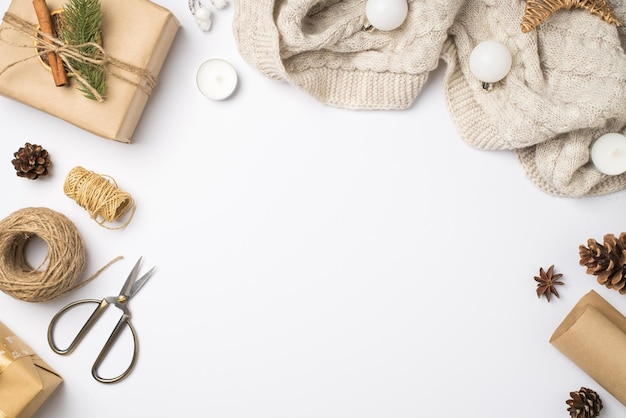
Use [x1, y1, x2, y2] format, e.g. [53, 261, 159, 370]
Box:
[0, 321, 62, 418]
[0, 0, 179, 143]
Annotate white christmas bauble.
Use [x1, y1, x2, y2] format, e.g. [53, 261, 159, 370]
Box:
[365, 0, 408, 31]
[469, 40, 512, 84]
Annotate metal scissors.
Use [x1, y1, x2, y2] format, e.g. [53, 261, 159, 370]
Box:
[47, 257, 156, 383]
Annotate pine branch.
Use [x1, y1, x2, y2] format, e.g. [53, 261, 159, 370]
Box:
[59, 0, 106, 100]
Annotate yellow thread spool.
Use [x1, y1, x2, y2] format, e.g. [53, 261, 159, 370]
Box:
[64, 166, 135, 229]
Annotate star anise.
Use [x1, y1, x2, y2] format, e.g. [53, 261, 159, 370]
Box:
[535, 265, 564, 302]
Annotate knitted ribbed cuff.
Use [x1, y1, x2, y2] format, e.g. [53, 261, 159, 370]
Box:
[233, 0, 287, 81]
[516, 144, 626, 197]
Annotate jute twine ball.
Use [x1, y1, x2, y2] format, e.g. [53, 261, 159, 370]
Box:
[0, 207, 86, 302]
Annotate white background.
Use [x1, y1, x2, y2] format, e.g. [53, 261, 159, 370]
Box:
[2, 1, 626, 417]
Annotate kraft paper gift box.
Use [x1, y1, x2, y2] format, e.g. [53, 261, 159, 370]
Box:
[0, 321, 62, 418]
[0, 0, 179, 143]
[551, 290, 626, 406]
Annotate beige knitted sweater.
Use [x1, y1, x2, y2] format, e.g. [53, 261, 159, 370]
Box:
[233, 0, 626, 197]
[442, 1, 626, 197]
[233, 0, 463, 109]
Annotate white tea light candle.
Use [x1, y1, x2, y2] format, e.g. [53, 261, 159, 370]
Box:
[591, 133, 626, 175]
[196, 59, 238, 100]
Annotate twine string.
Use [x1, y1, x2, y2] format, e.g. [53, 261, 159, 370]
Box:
[563, 0, 577, 9]
[64, 166, 136, 230]
[0, 12, 157, 101]
[0, 207, 121, 302]
[521, 0, 621, 32]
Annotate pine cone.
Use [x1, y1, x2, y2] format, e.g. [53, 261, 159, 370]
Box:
[566, 387, 603, 418]
[579, 233, 626, 294]
[11, 142, 51, 180]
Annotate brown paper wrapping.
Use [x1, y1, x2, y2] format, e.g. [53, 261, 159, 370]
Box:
[0, 0, 179, 143]
[550, 290, 626, 406]
[0, 322, 62, 418]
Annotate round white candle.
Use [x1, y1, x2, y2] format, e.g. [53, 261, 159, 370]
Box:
[196, 59, 238, 101]
[591, 133, 626, 175]
[365, 0, 408, 31]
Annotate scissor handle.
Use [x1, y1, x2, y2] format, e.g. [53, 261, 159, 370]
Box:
[48, 299, 107, 355]
[48, 298, 140, 384]
[91, 314, 138, 384]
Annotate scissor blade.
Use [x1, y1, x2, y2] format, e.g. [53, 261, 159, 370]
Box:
[119, 257, 143, 298]
[128, 266, 156, 299]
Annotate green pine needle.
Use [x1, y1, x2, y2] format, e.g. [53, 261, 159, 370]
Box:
[59, 0, 106, 100]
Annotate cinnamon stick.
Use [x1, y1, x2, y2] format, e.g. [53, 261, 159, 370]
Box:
[32, 0, 68, 86]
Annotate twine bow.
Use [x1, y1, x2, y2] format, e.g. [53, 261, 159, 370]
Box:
[0, 12, 157, 101]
